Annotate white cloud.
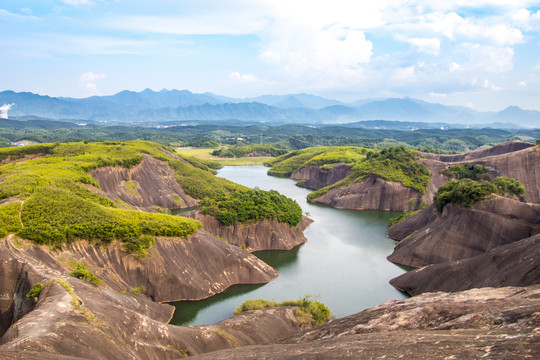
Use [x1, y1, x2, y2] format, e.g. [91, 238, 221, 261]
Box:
[79, 72, 106, 94]
[405, 37, 441, 55]
[519, 80, 527, 87]
[229, 72, 273, 85]
[80, 72, 106, 82]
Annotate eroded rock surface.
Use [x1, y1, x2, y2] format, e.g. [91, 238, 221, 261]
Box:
[291, 164, 351, 190]
[194, 285, 540, 359]
[312, 176, 423, 211]
[186, 210, 313, 251]
[90, 155, 197, 211]
[387, 196, 540, 268]
[390, 234, 540, 296]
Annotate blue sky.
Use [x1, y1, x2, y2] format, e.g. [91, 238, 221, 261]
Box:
[1, 0, 540, 111]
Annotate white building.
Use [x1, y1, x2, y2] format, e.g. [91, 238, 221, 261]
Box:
[0, 104, 13, 119]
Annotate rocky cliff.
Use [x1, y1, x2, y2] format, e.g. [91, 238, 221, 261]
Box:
[312, 176, 423, 211]
[419, 140, 534, 162]
[387, 196, 540, 268]
[194, 285, 540, 359]
[90, 155, 198, 211]
[186, 210, 313, 252]
[390, 234, 540, 296]
[290, 164, 350, 190]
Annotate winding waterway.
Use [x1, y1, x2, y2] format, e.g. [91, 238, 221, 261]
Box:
[170, 165, 408, 325]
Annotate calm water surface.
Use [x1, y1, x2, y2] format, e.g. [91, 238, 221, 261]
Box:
[170, 165, 407, 325]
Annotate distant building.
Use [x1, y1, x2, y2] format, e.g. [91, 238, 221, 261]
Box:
[0, 103, 13, 119]
[11, 140, 39, 147]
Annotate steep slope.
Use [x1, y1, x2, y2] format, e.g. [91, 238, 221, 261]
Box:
[195, 285, 540, 359]
[0, 242, 301, 359]
[290, 164, 351, 189]
[387, 196, 540, 268]
[90, 155, 197, 211]
[390, 234, 540, 296]
[186, 210, 313, 251]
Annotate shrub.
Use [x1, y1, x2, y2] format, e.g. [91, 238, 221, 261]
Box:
[442, 163, 490, 181]
[70, 263, 101, 286]
[200, 189, 303, 226]
[124, 234, 155, 258]
[26, 282, 43, 302]
[493, 176, 525, 198]
[234, 296, 330, 327]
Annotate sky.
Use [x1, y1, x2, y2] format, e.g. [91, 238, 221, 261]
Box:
[1, 0, 540, 111]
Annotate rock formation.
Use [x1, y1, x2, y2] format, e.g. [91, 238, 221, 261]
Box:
[291, 164, 350, 190]
[312, 176, 423, 211]
[194, 285, 540, 359]
[90, 155, 198, 211]
[186, 210, 313, 251]
[390, 234, 540, 296]
[387, 196, 540, 268]
[287, 141, 539, 211]
[0, 248, 304, 359]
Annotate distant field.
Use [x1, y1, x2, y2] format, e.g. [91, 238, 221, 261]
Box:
[175, 147, 273, 166]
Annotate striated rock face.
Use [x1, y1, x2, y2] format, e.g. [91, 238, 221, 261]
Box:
[186, 210, 313, 252]
[0, 269, 306, 359]
[90, 155, 197, 211]
[387, 196, 540, 268]
[0, 232, 278, 304]
[291, 164, 351, 190]
[195, 285, 540, 359]
[390, 234, 540, 296]
[312, 176, 423, 211]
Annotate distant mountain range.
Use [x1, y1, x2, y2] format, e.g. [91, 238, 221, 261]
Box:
[0, 89, 538, 128]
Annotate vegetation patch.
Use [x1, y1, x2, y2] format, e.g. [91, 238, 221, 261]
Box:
[212, 144, 289, 158]
[26, 282, 43, 302]
[388, 200, 427, 227]
[200, 189, 303, 226]
[129, 285, 146, 294]
[0, 201, 23, 237]
[442, 163, 490, 181]
[70, 262, 101, 286]
[434, 177, 525, 212]
[234, 296, 330, 327]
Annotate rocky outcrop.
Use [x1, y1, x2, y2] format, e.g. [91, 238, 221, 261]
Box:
[390, 235, 540, 296]
[312, 176, 423, 211]
[195, 285, 540, 359]
[387, 196, 540, 268]
[90, 155, 197, 211]
[0, 269, 307, 359]
[0, 232, 277, 304]
[291, 164, 350, 189]
[300, 142, 539, 211]
[186, 210, 313, 251]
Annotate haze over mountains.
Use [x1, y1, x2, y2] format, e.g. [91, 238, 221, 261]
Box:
[0, 89, 538, 129]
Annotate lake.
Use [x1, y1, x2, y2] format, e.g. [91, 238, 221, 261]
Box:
[170, 165, 408, 325]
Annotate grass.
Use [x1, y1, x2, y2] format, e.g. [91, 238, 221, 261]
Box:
[234, 296, 330, 327]
[175, 147, 273, 166]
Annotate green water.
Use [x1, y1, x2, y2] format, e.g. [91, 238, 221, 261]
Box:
[170, 165, 408, 325]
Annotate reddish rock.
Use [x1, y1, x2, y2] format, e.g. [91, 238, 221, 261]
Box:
[186, 210, 313, 252]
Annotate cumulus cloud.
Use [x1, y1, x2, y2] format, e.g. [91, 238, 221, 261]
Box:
[79, 72, 106, 94]
[60, 0, 94, 6]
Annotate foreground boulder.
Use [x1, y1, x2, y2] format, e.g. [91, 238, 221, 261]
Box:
[186, 210, 313, 251]
[194, 285, 540, 359]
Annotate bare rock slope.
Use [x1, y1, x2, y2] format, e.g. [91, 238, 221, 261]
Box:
[90, 155, 198, 211]
[195, 285, 540, 359]
[0, 240, 304, 359]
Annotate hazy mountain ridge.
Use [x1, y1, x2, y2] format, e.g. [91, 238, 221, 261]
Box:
[1, 89, 538, 128]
